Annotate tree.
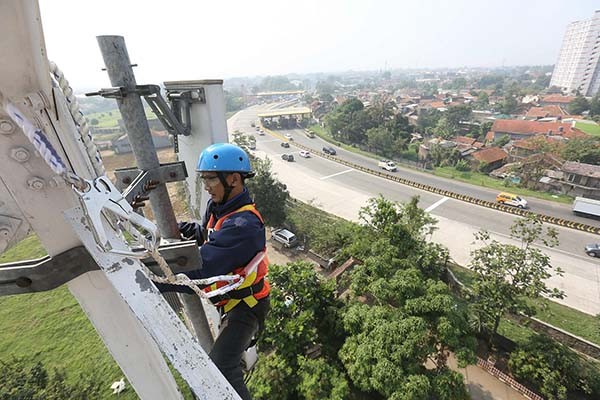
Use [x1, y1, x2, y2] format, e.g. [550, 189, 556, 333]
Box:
[500, 96, 519, 114]
[417, 108, 442, 133]
[245, 157, 289, 227]
[296, 356, 350, 400]
[509, 335, 600, 400]
[366, 126, 394, 157]
[434, 117, 454, 139]
[445, 104, 472, 128]
[247, 353, 296, 400]
[469, 215, 564, 337]
[90, 118, 99, 125]
[494, 134, 511, 147]
[590, 93, 600, 117]
[561, 136, 600, 164]
[568, 95, 590, 115]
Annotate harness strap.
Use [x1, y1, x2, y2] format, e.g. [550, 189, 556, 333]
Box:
[209, 279, 264, 305]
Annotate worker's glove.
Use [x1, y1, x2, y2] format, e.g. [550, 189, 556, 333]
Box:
[178, 221, 203, 244]
[129, 180, 160, 210]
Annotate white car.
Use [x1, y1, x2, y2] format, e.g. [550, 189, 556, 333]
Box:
[284, 133, 293, 140]
[299, 150, 310, 158]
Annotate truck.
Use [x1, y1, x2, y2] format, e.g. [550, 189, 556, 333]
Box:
[378, 159, 397, 172]
[572, 197, 600, 218]
[304, 129, 316, 138]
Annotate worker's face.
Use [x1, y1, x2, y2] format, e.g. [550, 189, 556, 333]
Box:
[200, 172, 239, 203]
[200, 173, 225, 203]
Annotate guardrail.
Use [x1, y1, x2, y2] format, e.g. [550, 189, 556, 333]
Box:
[477, 358, 545, 400]
[263, 128, 599, 235]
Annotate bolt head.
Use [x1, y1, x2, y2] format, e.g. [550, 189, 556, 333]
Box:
[10, 147, 30, 162]
[27, 177, 45, 191]
[122, 177, 132, 184]
[0, 227, 10, 237]
[0, 119, 15, 134]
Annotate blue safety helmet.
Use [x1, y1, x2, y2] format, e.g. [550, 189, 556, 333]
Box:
[196, 143, 254, 177]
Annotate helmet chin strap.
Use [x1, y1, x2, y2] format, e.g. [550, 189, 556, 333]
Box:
[216, 172, 233, 204]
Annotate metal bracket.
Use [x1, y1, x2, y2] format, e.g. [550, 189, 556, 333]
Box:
[85, 84, 194, 140]
[114, 161, 188, 201]
[0, 240, 200, 296]
[0, 246, 97, 295]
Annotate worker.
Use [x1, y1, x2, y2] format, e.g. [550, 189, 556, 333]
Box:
[155, 143, 270, 400]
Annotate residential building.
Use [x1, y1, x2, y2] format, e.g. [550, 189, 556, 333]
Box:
[524, 105, 568, 120]
[467, 147, 508, 171]
[560, 161, 600, 198]
[550, 10, 600, 96]
[486, 120, 586, 142]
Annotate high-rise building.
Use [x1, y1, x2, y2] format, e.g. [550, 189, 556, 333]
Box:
[550, 10, 600, 96]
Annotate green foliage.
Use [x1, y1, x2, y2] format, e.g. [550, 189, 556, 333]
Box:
[494, 134, 511, 147]
[561, 136, 600, 164]
[286, 201, 358, 256]
[469, 215, 564, 336]
[500, 96, 519, 114]
[224, 90, 245, 112]
[509, 335, 600, 399]
[429, 369, 470, 400]
[247, 353, 296, 400]
[433, 117, 454, 139]
[590, 94, 600, 117]
[445, 104, 472, 128]
[90, 118, 99, 126]
[0, 358, 102, 400]
[258, 76, 298, 92]
[296, 356, 350, 400]
[454, 159, 470, 172]
[568, 95, 590, 115]
[262, 262, 341, 362]
[245, 157, 289, 227]
[417, 108, 442, 133]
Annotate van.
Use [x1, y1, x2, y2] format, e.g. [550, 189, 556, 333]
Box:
[496, 192, 528, 209]
[271, 228, 298, 248]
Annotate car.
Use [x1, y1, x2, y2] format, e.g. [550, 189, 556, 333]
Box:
[281, 142, 290, 148]
[585, 243, 600, 257]
[299, 150, 310, 158]
[281, 154, 294, 162]
[496, 192, 528, 209]
[322, 146, 336, 155]
[271, 228, 299, 248]
[284, 133, 293, 140]
[258, 129, 265, 136]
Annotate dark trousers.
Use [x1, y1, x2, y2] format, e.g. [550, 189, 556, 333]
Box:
[211, 297, 270, 400]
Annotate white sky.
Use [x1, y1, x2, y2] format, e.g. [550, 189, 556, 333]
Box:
[38, 0, 599, 91]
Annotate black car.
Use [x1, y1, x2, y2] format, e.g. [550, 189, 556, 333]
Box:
[322, 146, 336, 155]
[281, 142, 290, 148]
[281, 154, 294, 162]
[585, 243, 600, 257]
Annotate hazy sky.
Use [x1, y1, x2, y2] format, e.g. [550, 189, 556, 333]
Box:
[39, 0, 599, 91]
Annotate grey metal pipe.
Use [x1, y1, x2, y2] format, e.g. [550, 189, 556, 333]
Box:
[96, 35, 179, 239]
[97, 36, 214, 348]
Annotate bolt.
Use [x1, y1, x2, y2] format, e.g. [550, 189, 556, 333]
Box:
[10, 147, 30, 162]
[27, 177, 45, 191]
[169, 171, 177, 179]
[0, 119, 15, 135]
[0, 227, 10, 238]
[122, 176, 132, 185]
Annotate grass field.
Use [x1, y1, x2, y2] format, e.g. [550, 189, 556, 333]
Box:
[576, 121, 600, 137]
[449, 263, 600, 346]
[86, 107, 156, 129]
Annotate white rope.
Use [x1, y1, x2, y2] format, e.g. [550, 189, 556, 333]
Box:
[49, 61, 105, 176]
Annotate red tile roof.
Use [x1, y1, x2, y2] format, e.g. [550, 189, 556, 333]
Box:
[541, 94, 574, 104]
[453, 136, 477, 145]
[525, 105, 568, 118]
[491, 119, 585, 138]
[471, 147, 508, 163]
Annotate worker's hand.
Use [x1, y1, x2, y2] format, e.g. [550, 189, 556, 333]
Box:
[129, 180, 160, 209]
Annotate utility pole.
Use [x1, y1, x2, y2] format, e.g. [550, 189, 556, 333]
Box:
[97, 36, 214, 351]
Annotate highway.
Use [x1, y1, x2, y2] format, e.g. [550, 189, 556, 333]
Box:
[229, 105, 600, 315]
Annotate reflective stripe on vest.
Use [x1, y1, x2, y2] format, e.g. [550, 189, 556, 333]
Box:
[205, 204, 270, 312]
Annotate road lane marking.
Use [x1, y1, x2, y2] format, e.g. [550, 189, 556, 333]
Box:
[320, 169, 354, 180]
[425, 196, 449, 212]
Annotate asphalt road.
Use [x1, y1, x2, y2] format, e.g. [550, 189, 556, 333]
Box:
[229, 105, 600, 315]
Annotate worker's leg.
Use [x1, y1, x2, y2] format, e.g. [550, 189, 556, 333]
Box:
[210, 297, 270, 400]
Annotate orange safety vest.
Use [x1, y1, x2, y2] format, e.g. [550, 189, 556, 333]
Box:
[205, 204, 270, 312]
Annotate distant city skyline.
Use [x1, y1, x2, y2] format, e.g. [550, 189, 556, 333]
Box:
[38, 0, 599, 91]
